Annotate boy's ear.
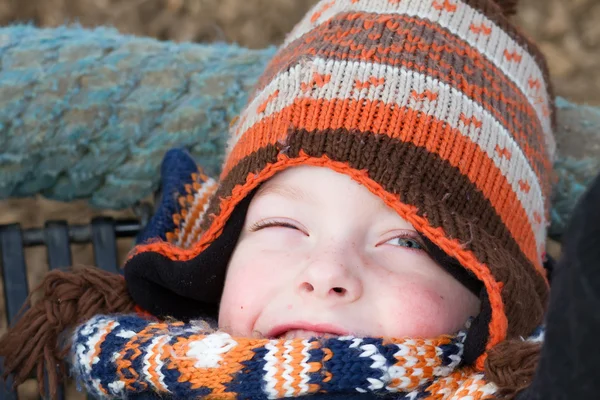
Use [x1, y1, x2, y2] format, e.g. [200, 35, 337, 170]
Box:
[125, 192, 254, 321]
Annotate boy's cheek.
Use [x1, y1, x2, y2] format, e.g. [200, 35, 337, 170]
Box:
[219, 254, 289, 335]
[380, 282, 459, 337]
[218, 292, 254, 336]
[219, 268, 262, 334]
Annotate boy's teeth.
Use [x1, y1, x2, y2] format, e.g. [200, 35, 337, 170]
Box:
[279, 330, 337, 339]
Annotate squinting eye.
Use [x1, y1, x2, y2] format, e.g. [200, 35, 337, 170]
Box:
[384, 236, 423, 250]
[249, 220, 302, 232]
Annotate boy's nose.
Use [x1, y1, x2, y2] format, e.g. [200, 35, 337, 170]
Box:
[297, 257, 363, 303]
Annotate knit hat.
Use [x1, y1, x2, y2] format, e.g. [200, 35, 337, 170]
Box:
[126, 0, 555, 371]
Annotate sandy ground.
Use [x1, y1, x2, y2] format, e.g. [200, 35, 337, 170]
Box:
[0, 0, 597, 398]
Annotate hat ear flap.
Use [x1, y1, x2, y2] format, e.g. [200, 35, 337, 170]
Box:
[125, 192, 253, 321]
[137, 148, 204, 244]
[127, 147, 257, 321]
[420, 235, 483, 296]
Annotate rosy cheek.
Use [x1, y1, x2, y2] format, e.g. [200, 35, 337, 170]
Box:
[385, 282, 455, 337]
[219, 265, 260, 335]
[219, 246, 293, 335]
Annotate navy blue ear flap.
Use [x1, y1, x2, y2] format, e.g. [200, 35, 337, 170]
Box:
[125, 147, 257, 321]
[124, 149, 252, 321]
[136, 148, 201, 244]
[126, 186, 254, 321]
[462, 290, 492, 365]
[124, 149, 262, 321]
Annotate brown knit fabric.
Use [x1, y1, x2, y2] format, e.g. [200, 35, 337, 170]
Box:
[485, 339, 543, 398]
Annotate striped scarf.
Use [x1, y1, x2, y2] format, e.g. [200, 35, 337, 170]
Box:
[71, 315, 500, 399]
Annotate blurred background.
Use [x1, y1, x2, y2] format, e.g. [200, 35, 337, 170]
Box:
[0, 0, 598, 398]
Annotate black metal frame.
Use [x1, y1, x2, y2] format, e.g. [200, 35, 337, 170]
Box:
[0, 217, 143, 400]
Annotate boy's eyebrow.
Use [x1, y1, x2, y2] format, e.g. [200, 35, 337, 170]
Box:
[254, 183, 315, 204]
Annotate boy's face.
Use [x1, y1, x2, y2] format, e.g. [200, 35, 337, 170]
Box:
[218, 166, 480, 339]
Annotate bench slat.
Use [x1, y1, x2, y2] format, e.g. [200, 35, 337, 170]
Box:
[0, 224, 29, 323]
[0, 224, 29, 400]
[44, 221, 70, 400]
[92, 218, 120, 274]
[45, 221, 72, 270]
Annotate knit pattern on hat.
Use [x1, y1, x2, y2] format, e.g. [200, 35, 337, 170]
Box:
[127, 0, 555, 370]
[72, 314, 504, 399]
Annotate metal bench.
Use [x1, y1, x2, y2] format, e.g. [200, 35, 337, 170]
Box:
[0, 217, 144, 400]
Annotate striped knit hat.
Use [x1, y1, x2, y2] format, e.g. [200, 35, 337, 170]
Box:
[126, 0, 555, 371]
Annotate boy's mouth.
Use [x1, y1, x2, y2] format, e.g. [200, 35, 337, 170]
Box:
[276, 329, 340, 339]
[267, 322, 349, 339]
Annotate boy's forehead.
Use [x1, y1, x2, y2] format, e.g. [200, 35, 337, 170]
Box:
[254, 167, 345, 203]
[254, 181, 313, 203]
[252, 168, 400, 216]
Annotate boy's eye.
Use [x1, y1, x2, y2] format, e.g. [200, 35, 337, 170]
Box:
[384, 236, 423, 250]
[249, 219, 303, 232]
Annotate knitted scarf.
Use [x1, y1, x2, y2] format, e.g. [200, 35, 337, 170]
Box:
[71, 315, 502, 399]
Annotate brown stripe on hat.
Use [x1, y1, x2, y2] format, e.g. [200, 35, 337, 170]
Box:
[253, 12, 551, 177]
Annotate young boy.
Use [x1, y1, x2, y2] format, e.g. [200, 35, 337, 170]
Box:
[2, 0, 581, 398]
[99, 0, 553, 397]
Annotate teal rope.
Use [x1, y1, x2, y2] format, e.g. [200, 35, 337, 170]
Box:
[0, 25, 598, 239]
[0, 25, 275, 209]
